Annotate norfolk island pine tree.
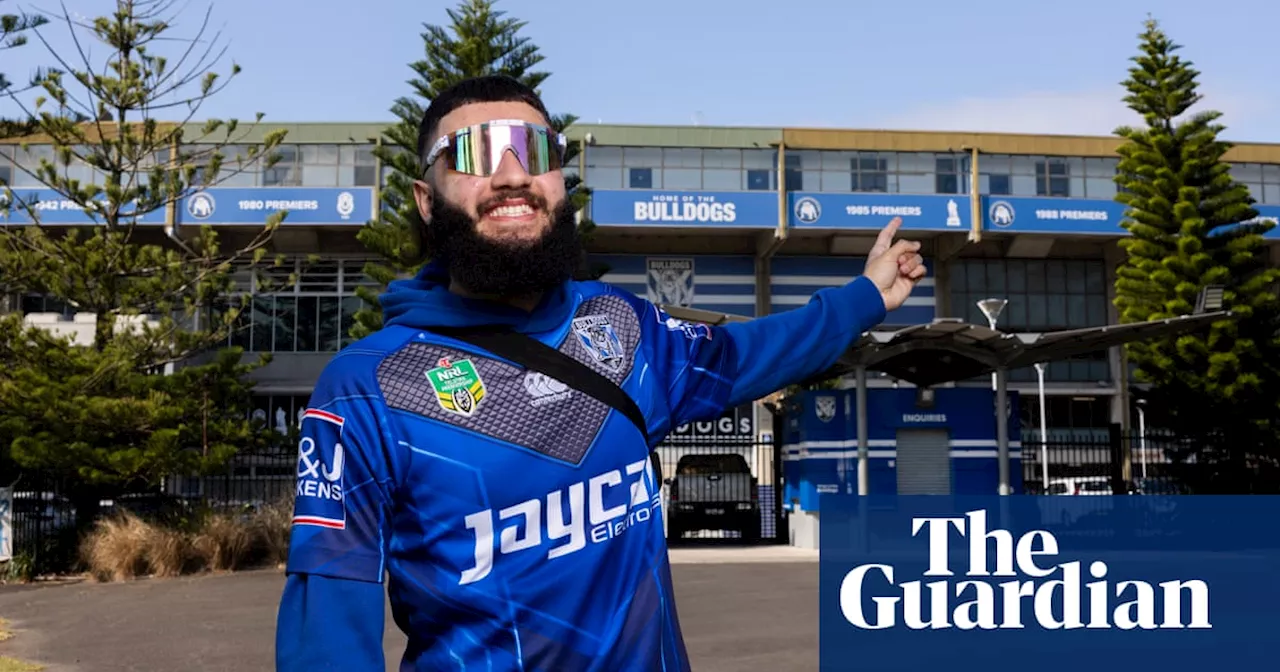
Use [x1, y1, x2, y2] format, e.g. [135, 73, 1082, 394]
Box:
[0, 0, 297, 528]
[1111, 18, 1280, 492]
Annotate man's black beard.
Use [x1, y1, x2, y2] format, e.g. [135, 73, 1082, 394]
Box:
[425, 193, 583, 299]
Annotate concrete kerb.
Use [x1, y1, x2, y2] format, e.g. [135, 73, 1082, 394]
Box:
[667, 546, 819, 564]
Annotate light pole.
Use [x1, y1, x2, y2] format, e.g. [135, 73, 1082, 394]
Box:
[977, 299, 1008, 391]
[977, 298, 1010, 495]
[1034, 362, 1049, 492]
[1136, 398, 1148, 479]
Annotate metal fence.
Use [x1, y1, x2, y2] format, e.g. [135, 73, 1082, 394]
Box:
[1020, 425, 1184, 495]
[166, 448, 297, 511]
[5, 470, 84, 578]
[14, 419, 1218, 576]
[653, 435, 785, 545]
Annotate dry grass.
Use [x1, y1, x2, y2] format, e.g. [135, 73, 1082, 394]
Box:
[79, 515, 153, 582]
[0, 657, 43, 672]
[0, 618, 43, 672]
[79, 495, 295, 582]
[192, 514, 254, 572]
[248, 497, 293, 568]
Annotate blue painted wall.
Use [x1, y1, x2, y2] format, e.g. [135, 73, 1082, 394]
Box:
[782, 387, 1023, 510]
[592, 254, 758, 317]
[770, 255, 935, 326]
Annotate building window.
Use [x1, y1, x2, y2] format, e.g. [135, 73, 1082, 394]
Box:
[1083, 158, 1118, 199]
[703, 148, 743, 190]
[936, 156, 964, 194]
[1036, 159, 1070, 197]
[950, 258, 1111, 384]
[744, 149, 774, 191]
[220, 258, 376, 354]
[19, 294, 75, 317]
[783, 154, 803, 191]
[662, 147, 702, 190]
[249, 393, 312, 436]
[629, 167, 653, 189]
[851, 154, 889, 192]
[1231, 162, 1280, 204]
[1023, 396, 1114, 435]
[979, 155, 1118, 199]
[570, 145, 1148, 200]
[583, 146, 622, 189]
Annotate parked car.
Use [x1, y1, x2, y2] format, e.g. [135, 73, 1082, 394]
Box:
[665, 453, 760, 542]
[12, 491, 76, 534]
[1045, 477, 1113, 495]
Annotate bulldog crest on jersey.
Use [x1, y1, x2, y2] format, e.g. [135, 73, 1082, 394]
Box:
[572, 315, 626, 372]
[426, 357, 487, 417]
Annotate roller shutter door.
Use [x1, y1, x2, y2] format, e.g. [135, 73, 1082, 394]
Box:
[896, 429, 951, 495]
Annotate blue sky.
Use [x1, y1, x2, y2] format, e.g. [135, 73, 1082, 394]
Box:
[5, 0, 1278, 141]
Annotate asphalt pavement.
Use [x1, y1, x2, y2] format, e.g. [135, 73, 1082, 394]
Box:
[0, 548, 819, 672]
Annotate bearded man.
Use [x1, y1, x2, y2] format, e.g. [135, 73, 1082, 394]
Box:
[275, 74, 925, 672]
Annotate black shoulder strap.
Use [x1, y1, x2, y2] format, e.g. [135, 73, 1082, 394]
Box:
[429, 326, 651, 444]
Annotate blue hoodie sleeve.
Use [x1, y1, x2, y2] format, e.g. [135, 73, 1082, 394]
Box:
[276, 574, 386, 671]
[639, 275, 887, 429]
[275, 355, 397, 671]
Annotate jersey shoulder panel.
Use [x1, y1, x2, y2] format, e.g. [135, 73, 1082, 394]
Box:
[572, 278, 644, 304]
[311, 325, 422, 392]
[373, 292, 647, 466]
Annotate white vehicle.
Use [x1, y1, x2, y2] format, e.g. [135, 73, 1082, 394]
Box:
[1045, 476, 1113, 496]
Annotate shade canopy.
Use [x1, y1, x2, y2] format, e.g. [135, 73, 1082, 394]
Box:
[657, 305, 1235, 388]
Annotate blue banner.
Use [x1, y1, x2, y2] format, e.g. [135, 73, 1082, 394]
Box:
[1244, 204, 1280, 238]
[177, 187, 374, 226]
[985, 196, 1280, 237]
[784, 191, 1280, 238]
[982, 196, 1126, 235]
[0, 188, 166, 225]
[789, 192, 969, 231]
[1, 187, 376, 226]
[590, 189, 777, 228]
[819, 495, 1280, 671]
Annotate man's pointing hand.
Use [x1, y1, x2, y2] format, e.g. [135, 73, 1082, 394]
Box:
[862, 217, 926, 312]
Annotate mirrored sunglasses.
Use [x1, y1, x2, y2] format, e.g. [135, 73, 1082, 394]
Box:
[424, 119, 568, 178]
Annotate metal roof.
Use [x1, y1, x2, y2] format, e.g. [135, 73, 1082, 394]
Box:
[658, 305, 1236, 388]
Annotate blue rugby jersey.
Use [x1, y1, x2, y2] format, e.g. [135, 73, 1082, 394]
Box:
[275, 261, 888, 671]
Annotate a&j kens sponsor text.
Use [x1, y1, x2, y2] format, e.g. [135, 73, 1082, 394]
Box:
[839, 509, 1211, 631]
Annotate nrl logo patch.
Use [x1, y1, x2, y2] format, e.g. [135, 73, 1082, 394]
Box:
[426, 357, 487, 417]
[572, 314, 626, 372]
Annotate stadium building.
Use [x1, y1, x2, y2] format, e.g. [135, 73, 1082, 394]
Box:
[5, 122, 1279, 513]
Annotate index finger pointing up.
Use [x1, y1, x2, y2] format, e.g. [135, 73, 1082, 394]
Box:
[873, 217, 903, 253]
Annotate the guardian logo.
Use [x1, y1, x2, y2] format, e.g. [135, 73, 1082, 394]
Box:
[459, 457, 662, 585]
[840, 509, 1211, 631]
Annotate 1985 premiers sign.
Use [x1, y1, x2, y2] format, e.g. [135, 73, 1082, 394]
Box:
[818, 495, 1280, 671]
